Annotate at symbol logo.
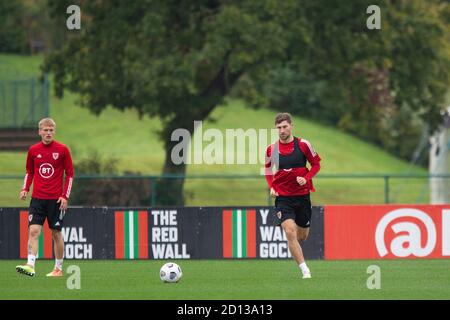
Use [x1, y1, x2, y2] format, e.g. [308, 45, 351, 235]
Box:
[375, 208, 436, 258]
[39, 163, 54, 179]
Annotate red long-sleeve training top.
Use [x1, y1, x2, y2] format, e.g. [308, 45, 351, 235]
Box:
[22, 140, 74, 200]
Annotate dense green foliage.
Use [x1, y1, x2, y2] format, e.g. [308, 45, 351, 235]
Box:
[242, 0, 450, 164]
[12, 0, 447, 203]
[0, 1, 27, 53]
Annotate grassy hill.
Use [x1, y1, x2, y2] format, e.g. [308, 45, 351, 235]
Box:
[0, 54, 428, 206]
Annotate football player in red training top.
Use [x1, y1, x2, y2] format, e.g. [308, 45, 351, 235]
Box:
[16, 118, 74, 277]
[265, 113, 321, 279]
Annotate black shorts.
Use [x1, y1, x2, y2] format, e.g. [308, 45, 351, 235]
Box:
[274, 194, 312, 228]
[28, 198, 65, 231]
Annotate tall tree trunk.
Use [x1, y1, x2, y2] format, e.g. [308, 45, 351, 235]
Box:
[156, 105, 221, 204]
[155, 114, 198, 206]
[156, 137, 189, 206]
[155, 66, 243, 205]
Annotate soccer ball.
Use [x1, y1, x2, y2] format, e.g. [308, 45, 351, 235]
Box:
[160, 262, 182, 283]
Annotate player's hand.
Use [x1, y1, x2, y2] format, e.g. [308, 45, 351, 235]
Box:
[296, 177, 307, 186]
[57, 197, 68, 210]
[270, 188, 279, 198]
[19, 190, 28, 200]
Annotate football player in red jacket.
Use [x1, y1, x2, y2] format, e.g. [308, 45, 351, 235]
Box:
[265, 113, 321, 279]
[16, 118, 74, 277]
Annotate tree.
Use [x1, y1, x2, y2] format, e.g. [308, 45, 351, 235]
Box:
[44, 0, 449, 204]
[0, 0, 27, 53]
[251, 0, 450, 164]
[44, 0, 303, 205]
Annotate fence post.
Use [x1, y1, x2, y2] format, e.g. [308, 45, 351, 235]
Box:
[151, 177, 156, 206]
[30, 78, 35, 123]
[44, 74, 50, 116]
[0, 82, 5, 124]
[13, 81, 18, 127]
[384, 175, 390, 204]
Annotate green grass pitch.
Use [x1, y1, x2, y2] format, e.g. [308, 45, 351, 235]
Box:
[1, 260, 449, 299]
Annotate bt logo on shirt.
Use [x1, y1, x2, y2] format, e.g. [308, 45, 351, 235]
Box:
[39, 163, 54, 179]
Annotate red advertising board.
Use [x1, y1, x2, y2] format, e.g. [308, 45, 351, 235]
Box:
[324, 205, 450, 259]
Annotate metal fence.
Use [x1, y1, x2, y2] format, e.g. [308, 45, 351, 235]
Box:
[0, 174, 449, 207]
[0, 75, 49, 128]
